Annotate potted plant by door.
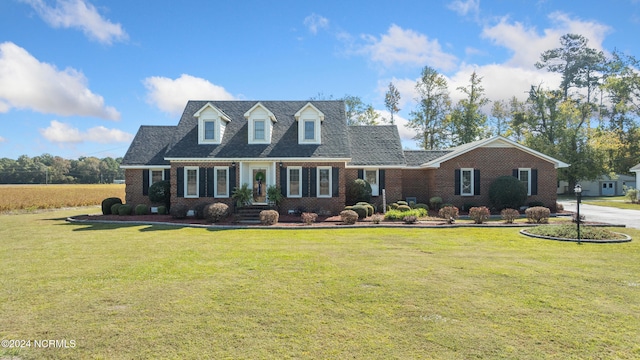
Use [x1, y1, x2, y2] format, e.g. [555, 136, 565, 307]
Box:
[266, 185, 284, 208]
[232, 183, 253, 208]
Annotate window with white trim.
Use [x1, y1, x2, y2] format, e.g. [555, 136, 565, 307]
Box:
[287, 166, 302, 198]
[461, 168, 474, 196]
[215, 167, 229, 198]
[254, 120, 265, 141]
[518, 168, 531, 196]
[204, 120, 215, 140]
[304, 120, 315, 141]
[295, 103, 323, 145]
[317, 167, 331, 198]
[150, 169, 164, 186]
[185, 167, 199, 198]
[364, 169, 379, 196]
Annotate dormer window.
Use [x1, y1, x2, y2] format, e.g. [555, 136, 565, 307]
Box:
[195, 103, 231, 145]
[245, 102, 276, 144]
[295, 102, 324, 145]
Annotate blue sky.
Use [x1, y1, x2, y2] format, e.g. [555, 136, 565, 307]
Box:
[1, 0, 639, 159]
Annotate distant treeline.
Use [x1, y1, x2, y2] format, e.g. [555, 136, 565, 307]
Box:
[0, 154, 125, 184]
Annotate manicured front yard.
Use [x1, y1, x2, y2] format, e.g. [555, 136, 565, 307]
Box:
[1, 208, 639, 359]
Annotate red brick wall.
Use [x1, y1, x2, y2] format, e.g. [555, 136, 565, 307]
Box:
[124, 169, 148, 206]
[401, 169, 437, 205]
[344, 168, 402, 210]
[432, 147, 558, 212]
[168, 161, 346, 215]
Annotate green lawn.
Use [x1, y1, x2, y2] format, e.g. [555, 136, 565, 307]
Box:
[580, 196, 640, 210]
[1, 208, 639, 359]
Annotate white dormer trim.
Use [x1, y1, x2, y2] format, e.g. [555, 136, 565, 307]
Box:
[195, 103, 231, 145]
[295, 102, 324, 145]
[244, 102, 276, 144]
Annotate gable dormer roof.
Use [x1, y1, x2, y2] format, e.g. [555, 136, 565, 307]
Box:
[193, 102, 231, 122]
[244, 102, 277, 122]
[295, 102, 325, 122]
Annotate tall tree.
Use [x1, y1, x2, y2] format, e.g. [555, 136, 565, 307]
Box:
[384, 82, 401, 125]
[489, 100, 510, 136]
[448, 71, 490, 145]
[535, 33, 606, 102]
[407, 66, 451, 150]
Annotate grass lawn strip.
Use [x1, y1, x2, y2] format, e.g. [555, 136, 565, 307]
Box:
[1, 208, 639, 359]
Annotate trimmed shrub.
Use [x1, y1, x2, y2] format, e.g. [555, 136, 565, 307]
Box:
[118, 204, 132, 216]
[389, 203, 399, 210]
[429, 196, 443, 210]
[438, 206, 459, 224]
[397, 200, 408, 206]
[397, 205, 411, 212]
[102, 197, 122, 215]
[403, 215, 417, 224]
[135, 204, 149, 215]
[170, 204, 189, 219]
[110, 203, 122, 215]
[384, 208, 427, 221]
[625, 188, 639, 203]
[356, 202, 374, 217]
[350, 205, 368, 219]
[525, 206, 550, 224]
[371, 214, 383, 224]
[194, 202, 211, 220]
[500, 208, 520, 224]
[259, 210, 279, 225]
[157, 205, 167, 215]
[204, 203, 229, 223]
[468, 206, 490, 224]
[346, 178, 372, 204]
[489, 176, 528, 211]
[340, 210, 358, 225]
[149, 180, 171, 207]
[413, 203, 429, 211]
[301, 212, 318, 225]
[556, 202, 564, 212]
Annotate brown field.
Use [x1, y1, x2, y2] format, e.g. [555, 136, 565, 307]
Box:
[0, 184, 125, 212]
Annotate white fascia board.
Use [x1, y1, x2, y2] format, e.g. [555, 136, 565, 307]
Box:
[120, 165, 171, 169]
[165, 157, 352, 163]
[344, 164, 406, 169]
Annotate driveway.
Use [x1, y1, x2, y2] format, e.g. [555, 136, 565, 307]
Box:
[559, 200, 640, 229]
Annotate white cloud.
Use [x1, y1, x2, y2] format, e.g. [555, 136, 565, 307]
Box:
[360, 24, 457, 71]
[304, 13, 329, 35]
[0, 42, 120, 120]
[40, 120, 133, 144]
[481, 12, 611, 68]
[144, 74, 236, 115]
[21, 0, 127, 44]
[447, 0, 480, 17]
[0, 136, 6, 143]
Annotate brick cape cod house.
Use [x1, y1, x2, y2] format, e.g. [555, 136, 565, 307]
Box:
[121, 100, 569, 214]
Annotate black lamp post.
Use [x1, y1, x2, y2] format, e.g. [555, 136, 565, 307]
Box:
[574, 184, 582, 244]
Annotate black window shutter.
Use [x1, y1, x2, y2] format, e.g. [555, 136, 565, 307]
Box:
[454, 169, 461, 195]
[229, 166, 236, 195]
[142, 169, 150, 196]
[531, 169, 538, 195]
[177, 167, 184, 198]
[358, 169, 364, 179]
[332, 167, 339, 197]
[379, 169, 385, 192]
[199, 168, 206, 198]
[280, 167, 287, 197]
[310, 167, 317, 197]
[512, 169, 518, 178]
[474, 169, 481, 196]
[164, 169, 170, 183]
[302, 167, 310, 197]
[207, 168, 215, 197]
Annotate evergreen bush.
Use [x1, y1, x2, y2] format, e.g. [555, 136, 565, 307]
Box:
[346, 179, 372, 204]
[134, 204, 149, 215]
[110, 203, 122, 215]
[101, 197, 122, 215]
[429, 196, 442, 210]
[489, 176, 528, 211]
[149, 180, 171, 208]
[204, 203, 229, 223]
[525, 206, 550, 224]
[350, 205, 368, 219]
[118, 204, 132, 216]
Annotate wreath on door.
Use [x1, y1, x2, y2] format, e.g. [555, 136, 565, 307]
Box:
[255, 172, 266, 182]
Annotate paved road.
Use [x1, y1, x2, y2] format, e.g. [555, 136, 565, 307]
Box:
[559, 201, 640, 229]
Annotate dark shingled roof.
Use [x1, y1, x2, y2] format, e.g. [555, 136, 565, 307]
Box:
[348, 125, 406, 166]
[122, 126, 175, 166]
[403, 150, 453, 167]
[164, 100, 351, 159]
